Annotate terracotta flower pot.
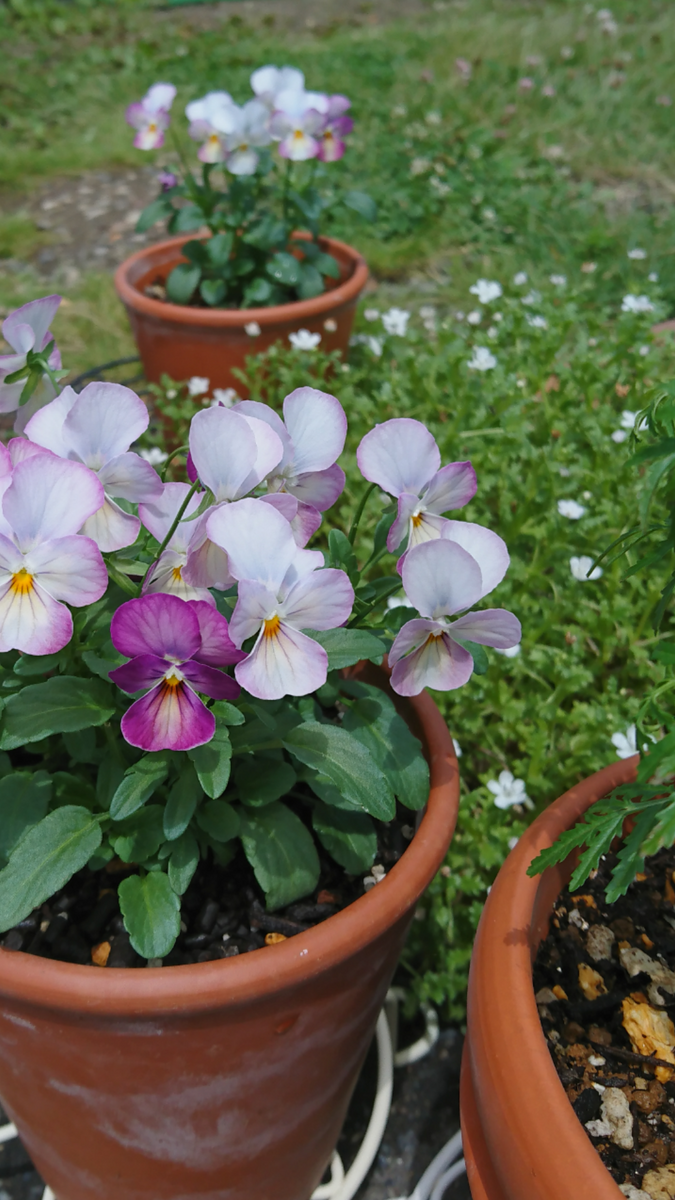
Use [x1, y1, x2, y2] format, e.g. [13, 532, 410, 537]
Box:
[0, 664, 458, 1200]
[461, 755, 639, 1200]
[114, 232, 369, 396]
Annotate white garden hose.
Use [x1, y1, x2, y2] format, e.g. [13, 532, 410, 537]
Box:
[0, 990, 465, 1200]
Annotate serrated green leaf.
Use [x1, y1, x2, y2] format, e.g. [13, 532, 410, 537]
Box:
[112, 805, 165, 863]
[342, 685, 430, 810]
[110, 755, 170, 820]
[188, 724, 232, 798]
[163, 767, 202, 840]
[196, 799, 240, 842]
[284, 721, 395, 820]
[0, 676, 115, 750]
[312, 802, 376, 874]
[0, 807, 102, 932]
[119, 872, 181, 959]
[240, 802, 319, 910]
[235, 757, 296, 806]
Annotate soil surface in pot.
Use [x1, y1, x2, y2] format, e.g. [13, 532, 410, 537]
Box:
[534, 846, 675, 1197]
[0, 805, 413, 969]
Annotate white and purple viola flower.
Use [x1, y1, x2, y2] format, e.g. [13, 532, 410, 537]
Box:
[126, 83, 177, 151]
[317, 95, 354, 162]
[206, 498, 354, 700]
[139, 482, 214, 604]
[0, 296, 63, 431]
[109, 593, 242, 752]
[251, 65, 306, 109]
[269, 88, 328, 161]
[185, 91, 237, 163]
[357, 418, 477, 556]
[24, 381, 163, 553]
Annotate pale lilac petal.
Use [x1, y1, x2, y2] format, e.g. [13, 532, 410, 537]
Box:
[260, 492, 299, 521]
[291, 502, 322, 547]
[206, 498, 297, 591]
[180, 660, 241, 700]
[0, 534, 24, 576]
[80, 497, 141, 553]
[3, 456, 104, 550]
[286, 464, 345, 511]
[405, 512, 451, 552]
[401, 539, 484, 620]
[24, 387, 78, 457]
[229, 580, 278, 647]
[97, 452, 162, 503]
[0, 375, 27, 415]
[282, 387, 347, 475]
[238, 413, 285, 491]
[390, 629, 474, 697]
[139, 482, 204, 552]
[12, 379, 59, 435]
[0, 577, 72, 655]
[182, 511, 235, 591]
[280, 549, 325, 592]
[449, 608, 522, 648]
[186, 599, 244, 666]
[110, 654, 169, 693]
[111, 593, 201, 661]
[357, 419, 440, 497]
[235, 623, 327, 699]
[24, 536, 108, 606]
[278, 568, 354, 631]
[145, 550, 215, 605]
[189, 407, 282, 502]
[3, 323, 35, 356]
[8, 438, 55, 467]
[3, 297, 60, 357]
[388, 493, 419, 553]
[121, 681, 215, 753]
[233, 401, 291, 466]
[0, 443, 11, 481]
[62, 383, 150, 468]
[388, 617, 445, 665]
[421, 462, 477, 514]
[440, 521, 510, 597]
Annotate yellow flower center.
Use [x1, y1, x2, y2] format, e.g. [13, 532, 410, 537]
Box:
[411, 512, 424, 528]
[264, 614, 281, 639]
[208, 134, 220, 147]
[293, 129, 304, 140]
[10, 568, 34, 595]
[323, 130, 334, 141]
[163, 671, 183, 690]
[171, 566, 183, 582]
[148, 121, 158, 134]
[239, 142, 249, 151]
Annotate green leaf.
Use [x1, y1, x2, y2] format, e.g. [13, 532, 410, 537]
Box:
[163, 767, 202, 840]
[135, 197, 174, 233]
[110, 755, 170, 820]
[297, 263, 324, 300]
[235, 758, 296, 806]
[0, 807, 102, 933]
[0, 770, 51, 865]
[63, 727, 97, 763]
[653, 643, 675, 664]
[0, 676, 115, 750]
[196, 799, 240, 842]
[342, 685, 430, 810]
[96, 752, 126, 811]
[178, 238, 209, 267]
[188, 724, 232, 798]
[14, 650, 65, 677]
[284, 721, 395, 820]
[240, 802, 320, 910]
[343, 190, 377, 221]
[305, 628, 386, 671]
[267, 251, 301, 286]
[168, 831, 199, 895]
[170, 203, 205, 233]
[312, 802, 377, 874]
[166, 263, 201, 305]
[211, 700, 245, 726]
[459, 639, 489, 675]
[200, 279, 226, 307]
[206, 231, 234, 267]
[328, 529, 359, 582]
[112, 805, 165, 863]
[313, 252, 341, 279]
[119, 872, 181, 959]
[243, 276, 274, 306]
[82, 643, 125, 681]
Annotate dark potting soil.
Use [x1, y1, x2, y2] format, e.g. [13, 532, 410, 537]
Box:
[533, 845, 675, 1194]
[0, 806, 414, 969]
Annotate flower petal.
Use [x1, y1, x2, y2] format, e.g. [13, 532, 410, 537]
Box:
[286, 464, 346, 511]
[206, 497, 297, 591]
[145, 550, 215, 605]
[3, 296, 60, 357]
[235, 623, 327, 700]
[0, 577, 72, 655]
[186, 599, 244, 666]
[189, 407, 282, 502]
[24, 535, 108, 606]
[449, 608, 522, 649]
[440, 520, 510, 597]
[24, 386, 78, 457]
[357, 419, 440, 497]
[388, 493, 420, 553]
[3, 455, 104, 550]
[181, 659, 241, 700]
[111, 593, 202, 662]
[8, 438, 55, 467]
[229, 580, 278, 647]
[282, 387, 347, 475]
[139, 482, 204, 552]
[291, 502, 323, 548]
[61, 382, 150, 468]
[110, 654, 170, 693]
[97, 452, 162, 503]
[401, 539, 484, 620]
[233, 400, 291, 465]
[421, 462, 477, 514]
[80, 496, 141, 553]
[183, 517, 235, 592]
[278, 568, 354, 631]
[121, 681, 215, 753]
[390, 627, 474, 697]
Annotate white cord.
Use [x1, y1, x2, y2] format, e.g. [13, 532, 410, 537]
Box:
[0, 1123, 16, 1143]
[312, 1152, 345, 1200]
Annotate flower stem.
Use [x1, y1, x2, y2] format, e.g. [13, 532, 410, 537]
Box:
[137, 476, 201, 596]
[160, 444, 189, 480]
[347, 482, 377, 545]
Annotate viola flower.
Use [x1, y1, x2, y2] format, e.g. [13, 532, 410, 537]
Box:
[0, 455, 107, 655]
[270, 90, 327, 161]
[0, 296, 62, 431]
[251, 65, 305, 109]
[289, 329, 321, 350]
[110, 594, 242, 753]
[25, 383, 163, 553]
[139, 482, 214, 603]
[388, 538, 521, 697]
[186, 91, 236, 163]
[317, 95, 354, 162]
[487, 770, 532, 810]
[126, 83, 176, 151]
[206, 499, 354, 700]
[469, 280, 502, 305]
[357, 418, 477, 554]
[222, 99, 272, 175]
[158, 170, 178, 192]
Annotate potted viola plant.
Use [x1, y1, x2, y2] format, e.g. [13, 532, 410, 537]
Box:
[0, 295, 521, 1200]
[461, 381, 675, 1200]
[114, 66, 374, 395]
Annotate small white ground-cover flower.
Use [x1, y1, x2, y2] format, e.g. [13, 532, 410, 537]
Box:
[488, 770, 532, 810]
[611, 726, 637, 759]
[611, 430, 628, 444]
[212, 388, 239, 407]
[558, 499, 586, 519]
[139, 447, 168, 465]
[289, 329, 321, 350]
[470, 279, 502, 305]
[522, 290, 542, 306]
[649, 272, 659, 283]
[550, 274, 567, 286]
[527, 315, 548, 330]
[364, 308, 380, 321]
[621, 294, 654, 314]
[467, 310, 482, 325]
[513, 272, 528, 286]
[628, 248, 647, 260]
[453, 738, 462, 758]
[639, 345, 650, 357]
[570, 556, 602, 581]
[494, 644, 521, 658]
[245, 321, 261, 337]
[468, 347, 497, 372]
[382, 308, 410, 337]
[187, 376, 209, 396]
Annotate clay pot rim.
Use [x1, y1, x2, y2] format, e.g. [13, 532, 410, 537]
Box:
[463, 755, 639, 1199]
[0, 681, 458, 1016]
[114, 231, 369, 328]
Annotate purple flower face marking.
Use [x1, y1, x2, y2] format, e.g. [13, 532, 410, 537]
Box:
[126, 83, 176, 151]
[389, 538, 521, 697]
[357, 418, 477, 554]
[317, 95, 354, 162]
[110, 593, 242, 752]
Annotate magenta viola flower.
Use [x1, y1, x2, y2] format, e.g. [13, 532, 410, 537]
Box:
[235, 387, 347, 544]
[139, 482, 215, 604]
[0, 296, 62, 431]
[206, 499, 354, 700]
[389, 535, 521, 697]
[0, 455, 107, 655]
[126, 83, 176, 151]
[25, 382, 162, 553]
[317, 95, 354, 162]
[357, 418, 477, 554]
[110, 594, 242, 753]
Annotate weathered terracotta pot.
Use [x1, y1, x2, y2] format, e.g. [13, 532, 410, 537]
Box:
[461, 755, 639, 1200]
[114, 232, 369, 395]
[0, 664, 458, 1200]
